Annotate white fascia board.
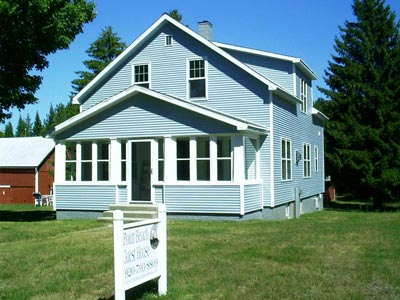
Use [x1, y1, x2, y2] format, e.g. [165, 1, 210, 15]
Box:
[57, 86, 269, 136]
[312, 107, 329, 121]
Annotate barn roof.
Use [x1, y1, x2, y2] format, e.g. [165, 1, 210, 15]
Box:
[0, 137, 55, 168]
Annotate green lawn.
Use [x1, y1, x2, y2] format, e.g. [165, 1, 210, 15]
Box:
[1, 207, 399, 300]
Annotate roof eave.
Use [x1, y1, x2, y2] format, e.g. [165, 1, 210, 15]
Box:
[312, 107, 329, 122]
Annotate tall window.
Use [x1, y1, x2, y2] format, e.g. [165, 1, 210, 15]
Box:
[217, 137, 231, 181]
[314, 145, 319, 173]
[197, 137, 210, 181]
[97, 141, 109, 181]
[165, 35, 173, 46]
[133, 64, 150, 88]
[303, 143, 311, 178]
[65, 142, 76, 181]
[158, 139, 164, 181]
[300, 78, 307, 113]
[81, 142, 92, 181]
[121, 141, 127, 181]
[188, 58, 206, 99]
[281, 138, 292, 181]
[177, 139, 190, 181]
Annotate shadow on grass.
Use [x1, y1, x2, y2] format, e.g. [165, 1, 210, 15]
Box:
[324, 200, 400, 212]
[98, 281, 161, 300]
[0, 210, 56, 222]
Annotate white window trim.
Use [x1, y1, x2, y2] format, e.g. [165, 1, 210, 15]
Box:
[303, 143, 311, 178]
[165, 34, 173, 46]
[131, 62, 151, 88]
[314, 145, 319, 173]
[281, 138, 292, 181]
[186, 57, 208, 100]
[96, 141, 110, 182]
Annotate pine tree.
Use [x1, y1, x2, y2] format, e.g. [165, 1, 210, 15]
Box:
[4, 122, 14, 137]
[43, 104, 56, 133]
[168, 9, 182, 22]
[16, 114, 31, 137]
[71, 26, 126, 94]
[318, 0, 400, 207]
[33, 111, 43, 136]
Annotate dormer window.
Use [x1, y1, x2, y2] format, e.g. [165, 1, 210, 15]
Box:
[133, 63, 150, 88]
[188, 58, 207, 99]
[300, 78, 307, 113]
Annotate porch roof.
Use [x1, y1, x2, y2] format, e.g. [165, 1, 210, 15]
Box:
[54, 86, 269, 137]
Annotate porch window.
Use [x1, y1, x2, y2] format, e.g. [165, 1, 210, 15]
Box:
[188, 58, 206, 99]
[177, 138, 190, 181]
[133, 63, 150, 88]
[65, 142, 76, 181]
[121, 141, 127, 181]
[158, 139, 164, 181]
[281, 138, 292, 181]
[303, 143, 311, 178]
[97, 141, 109, 181]
[217, 137, 231, 181]
[197, 137, 210, 181]
[81, 142, 92, 181]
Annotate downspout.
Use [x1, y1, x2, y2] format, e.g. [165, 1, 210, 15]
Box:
[34, 167, 39, 193]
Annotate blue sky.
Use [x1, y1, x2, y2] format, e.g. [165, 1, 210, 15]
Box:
[3, 0, 400, 131]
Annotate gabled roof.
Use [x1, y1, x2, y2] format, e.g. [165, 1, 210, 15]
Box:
[214, 42, 318, 80]
[0, 137, 55, 168]
[72, 14, 301, 106]
[57, 85, 269, 136]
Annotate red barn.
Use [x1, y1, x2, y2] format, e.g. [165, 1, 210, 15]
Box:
[0, 137, 55, 204]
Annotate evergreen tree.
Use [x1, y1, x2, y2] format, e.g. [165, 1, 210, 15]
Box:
[71, 26, 126, 94]
[318, 0, 400, 207]
[43, 104, 56, 133]
[4, 121, 13, 137]
[33, 111, 43, 136]
[168, 9, 182, 22]
[16, 114, 31, 137]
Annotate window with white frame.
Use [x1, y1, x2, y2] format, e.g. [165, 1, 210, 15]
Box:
[121, 140, 127, 181]
[165, 34, 173, 46]
[188, 58, 206, 99]
[196, 137, 210, 181]
[176, 138, 190, 181]
[158, 139, 164, 181]
[81, 142, 92, 181]
[133, 64, 150, 88]
[97, 141, 109, 181]
[65, 142, 76, 181]
[281, 138, 292, 181]
[217, 137, 231, 181]
[303, 143, 311, 178]
[314, 145, 319, 173]
[300, 78, 307, 113]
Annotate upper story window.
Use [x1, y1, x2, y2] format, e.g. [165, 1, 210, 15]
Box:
[281, 138, 292, 181]
[300, 78, 307, 113]
[133, 63, 150, 88]
[188, 58, 207, 99]
[165, 35, 173, 46]
[303, 143, 311, 178]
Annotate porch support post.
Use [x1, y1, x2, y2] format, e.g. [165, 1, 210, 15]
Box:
[54, 142, 66, 183]
[164, 136, 176, 183]
[110, 138, 121, 184]
[232, 135, 245, 215]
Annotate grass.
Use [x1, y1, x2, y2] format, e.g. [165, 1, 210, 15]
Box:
[1, 206, 400, 300]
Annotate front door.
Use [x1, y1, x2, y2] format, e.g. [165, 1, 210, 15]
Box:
[129, 141, 151, 202]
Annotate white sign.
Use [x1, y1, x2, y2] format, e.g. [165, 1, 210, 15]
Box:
[113, 205, 167, 300]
